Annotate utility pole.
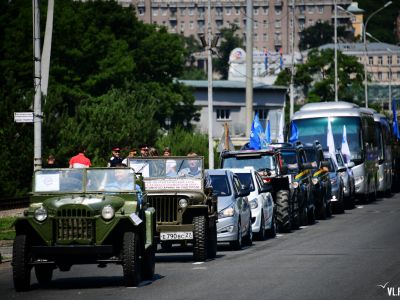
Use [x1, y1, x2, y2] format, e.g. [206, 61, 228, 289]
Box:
[33, 0, 42, 170]
[334, 0, 338, 102]
[207, 0, 214, 169]
[41, 0, 54, 97]
[245, 0, 253, 138]
[289, 0, 295, 118]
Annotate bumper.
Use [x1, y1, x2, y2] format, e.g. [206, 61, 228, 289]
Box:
[217, 216, 238, 242]
[251, 207, 262, 233]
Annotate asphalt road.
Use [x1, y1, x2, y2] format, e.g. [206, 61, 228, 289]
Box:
[1, 195, 400, 300]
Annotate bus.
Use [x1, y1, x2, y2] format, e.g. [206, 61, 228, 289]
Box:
[290, 101, 378, 200]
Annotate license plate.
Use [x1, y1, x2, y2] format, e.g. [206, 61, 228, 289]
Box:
[160, 231, 193, 241]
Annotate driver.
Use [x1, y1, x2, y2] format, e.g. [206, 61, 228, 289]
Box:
[178, 152, 201, 176]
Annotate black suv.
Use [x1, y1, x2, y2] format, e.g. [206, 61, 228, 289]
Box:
[270, 142, 315, 227]
[303, 141, 332, 219]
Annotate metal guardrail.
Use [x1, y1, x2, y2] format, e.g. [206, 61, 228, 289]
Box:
[0, 197, 29, 211]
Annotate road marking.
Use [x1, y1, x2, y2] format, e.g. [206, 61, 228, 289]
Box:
[276, 234, 283, 238]
[193, 262, 204, 265]
[192, 267, 208, 270]
[356, 205, 364, 209]
[300, 226, 308, 229]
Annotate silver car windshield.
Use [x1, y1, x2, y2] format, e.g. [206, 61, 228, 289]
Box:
[128, 158, 203, 179]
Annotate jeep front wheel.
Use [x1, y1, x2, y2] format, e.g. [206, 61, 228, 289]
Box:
[193, 215, 208, 261]
[122, 231, 141, 287]
[207, 221, 217, 259]
[276, 190, 291, 233]
[12, 234, 32, 291]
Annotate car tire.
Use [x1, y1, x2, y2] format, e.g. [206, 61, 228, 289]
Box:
[230, 221, 242, 251]
[141, 244, 155, 280]
[307, 206, 316, 225]
[122, 231, 141, 287]
[256, 211, 266, 241]
[266, 213, 277, 238]
[317, 193, 327, 220]
[207, 221, 217, 259]
[243, 218, 253, 246]
[335, 188, 345, 214]
[34, 265, 53, 286]
[12, 234, 32, 292]
[193, 215, 207, 261]
[276, 190, 292, 233]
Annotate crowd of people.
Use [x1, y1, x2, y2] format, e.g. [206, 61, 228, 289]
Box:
[44, 144, 173, 169]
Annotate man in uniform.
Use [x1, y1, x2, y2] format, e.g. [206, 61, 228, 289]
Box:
[107, 147, 123, 167]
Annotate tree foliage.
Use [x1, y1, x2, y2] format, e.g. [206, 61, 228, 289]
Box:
[0, 0, 200, 197]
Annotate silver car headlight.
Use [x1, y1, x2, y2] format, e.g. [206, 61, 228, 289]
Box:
[311, 178, 319, 185]
[355, 176, 364, 185]
[249, 199, 258, 209]
[219, 206, 235, 219]
[34, 207, 47, 222]
[102, 205, 115, 220]
[331, 178, 337, 185]
[179, 198, 188, 208]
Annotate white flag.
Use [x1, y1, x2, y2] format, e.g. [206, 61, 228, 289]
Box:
[327, 117, 337, 164]
[341, 125, 351, 163]
[277, 109, 285, 143]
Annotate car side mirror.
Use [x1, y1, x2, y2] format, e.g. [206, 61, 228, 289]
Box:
[337, 166, 346, 173]
[346, 161, 355, 168]
[261, 183, 273, 193]
[237, 187, 250, 197]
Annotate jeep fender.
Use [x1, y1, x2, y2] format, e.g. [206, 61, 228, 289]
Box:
[144, 207, 155, 249]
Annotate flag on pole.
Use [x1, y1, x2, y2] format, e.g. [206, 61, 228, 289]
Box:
[341, 125, 351, 163]
[265, 120, 271, 144]
[327, 117, 337, 164]
[249, 113, 263, 150]
[392, 100, 400, 139]
[289, 122, 298, 143]
[278, 109, 285, 142]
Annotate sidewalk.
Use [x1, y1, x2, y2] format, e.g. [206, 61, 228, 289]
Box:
[0, 208, 25, 263]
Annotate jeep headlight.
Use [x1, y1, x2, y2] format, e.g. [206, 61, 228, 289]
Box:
[249, 199, 258, 209]
[219, 206, 235, 219]
[34, 207, 47, 222]
[355, 176, 364, 185]
[101, 205, 115, 220]
[179, 198, 188, 208]
[291, 181, 299, 189]
[312, 178, 319, 185]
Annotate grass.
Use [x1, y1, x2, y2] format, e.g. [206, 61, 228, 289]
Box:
[0, 217, 16, 240]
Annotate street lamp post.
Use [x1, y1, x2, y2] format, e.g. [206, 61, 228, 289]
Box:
[334, 0, 338, 102]
[363, 1, 392, 108]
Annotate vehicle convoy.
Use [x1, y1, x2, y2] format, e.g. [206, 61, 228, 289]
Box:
[228, 168, 276, 240]
[303, 141, 332, 219]
[207, 169, 253, 250]
[270, 142, 315, 226]
[291, 101, 379, 201]
[221, 147, 299, 232]
[128, 156, 218, 261]
[12, 168, 156, 291]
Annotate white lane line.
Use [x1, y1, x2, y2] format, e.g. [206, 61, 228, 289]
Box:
[193, 262, 204, 265]
[192, 267, 208, 270]
[357, 205, 364, 209]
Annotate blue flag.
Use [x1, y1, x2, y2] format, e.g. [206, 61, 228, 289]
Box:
[392, 100, 400, 139]
[289, 122, 298, 143]
[265, 120, 271, 144]
[249, 114, 263, 150]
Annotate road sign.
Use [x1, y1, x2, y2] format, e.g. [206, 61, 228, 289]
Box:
[14, 112, 34, 123]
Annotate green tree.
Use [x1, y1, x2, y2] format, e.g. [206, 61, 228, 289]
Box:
[213, 23, 244, 79]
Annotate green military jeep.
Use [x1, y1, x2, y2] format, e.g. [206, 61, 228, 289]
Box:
[12, 168, 156, 291]
[128, 156, 218, 261]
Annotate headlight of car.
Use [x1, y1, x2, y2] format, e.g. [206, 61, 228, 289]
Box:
[291, 181, 299, 189]
[218, 206, 235, 219]
[339, 172, 345, 177]
[34, 207, 47, 222]
[311, 178, 319, 185]
[331, 178, 337, 185]
[179, 198, 188, 208]
[249, 199, 258, 209]
[101, 205, 115, 220]
[354, 175, 364, 185]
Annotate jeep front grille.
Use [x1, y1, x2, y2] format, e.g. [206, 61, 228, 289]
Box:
[56, 207, 94, 242]
[56, 218, 94, 241]
[148, 196, 178, 223]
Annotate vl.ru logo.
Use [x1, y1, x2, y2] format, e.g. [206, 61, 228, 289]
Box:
[377, 282, 400, 296]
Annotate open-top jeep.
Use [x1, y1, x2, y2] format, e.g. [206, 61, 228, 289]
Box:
[128, 156, 217, 261]
[12, 168, 156, 291]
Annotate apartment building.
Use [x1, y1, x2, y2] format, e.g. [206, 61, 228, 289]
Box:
[122, 0, 353, 54]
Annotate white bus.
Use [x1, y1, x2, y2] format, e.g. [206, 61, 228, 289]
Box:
[291, 101, 378, 201]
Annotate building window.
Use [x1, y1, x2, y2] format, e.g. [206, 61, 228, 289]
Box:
[299, 5, 305, 14]
[397, 72, 400, 79]
[235, 7, 240, 15]
[198, 7, 205, 17]
[254, 33, 258, 41]
[162, 8, 167, 16]
[198, 20, 205, 30]
[216, 109, 231, 120]
[254, 7, 259, 15]
[263, 33, 268, 41]
[263, 6, 269, 15]
[216, 7, 223, 16]
[152, 8, 159, 16]
[263, 20, 268, 29]
[226, 7, 232, 15]
[388, 55, 392, 65]
[255, 109, 268, 121]
[138, 7, 145, 16]
[189, 7, 194, 16]
[216, 20, 223, 29]
[308, 5, 315, 13]
[377, 72, 382, 80]
[180, 8, 185, 16]
[318, 5, 324, 13]
[189, 21, 194, 29]
[308, 19, 314, 26]
[388, 72, 392, 80]
[275, 6, 282, 15]
[378, 56, 383, 65]
[368, 56, 373, 65]
[180, 22, 185, 31]
[254, 21, 258, 29]
[397, 56, 400, 65]
[275, 20, 281, 28]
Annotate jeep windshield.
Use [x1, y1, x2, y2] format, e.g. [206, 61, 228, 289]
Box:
[33, 168, 137, 193]
[128, 157, 203, 179]
[222, 154, 276, 173]
[280, 150, 299, 173]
